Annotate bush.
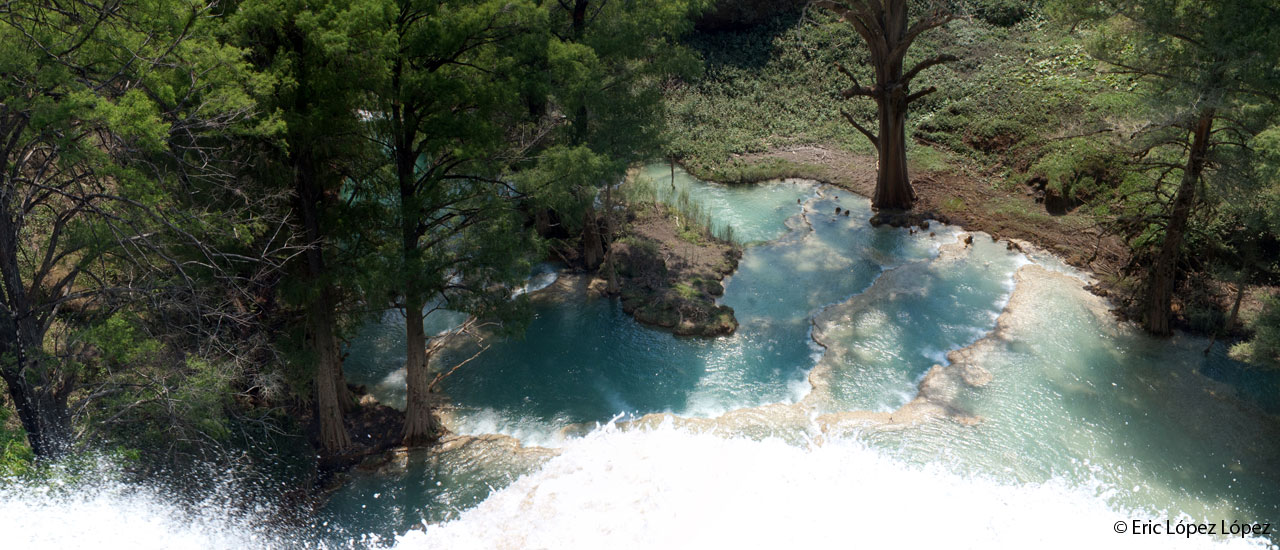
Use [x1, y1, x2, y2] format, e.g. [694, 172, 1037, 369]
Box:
[1232, 294, 1280, 368]
[964, 0, 1037, 27]
[0, 406, 33, 477]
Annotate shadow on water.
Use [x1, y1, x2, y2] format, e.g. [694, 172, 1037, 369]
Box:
[317, 440, 553, 546]
[436, 296, 714, 433]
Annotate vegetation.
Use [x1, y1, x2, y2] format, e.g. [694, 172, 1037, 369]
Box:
[1054, 0, 1280, 335]
[0, 0, 706, 467]
[0, 0, 1275, 495]
[622, 173, 738, 244]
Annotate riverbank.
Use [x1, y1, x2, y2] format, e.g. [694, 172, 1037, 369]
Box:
[682, 144, 1129, 276]
[679, 144, 1277, 339]
[309, 167, 1279, 546]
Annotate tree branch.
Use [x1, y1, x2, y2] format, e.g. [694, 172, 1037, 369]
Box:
[906, 86, 938, 104]
[901, 54, 957, 85]
[840, 109, 880, 151]
[835, 62, 876, 98]
[890, 9, 954, 61]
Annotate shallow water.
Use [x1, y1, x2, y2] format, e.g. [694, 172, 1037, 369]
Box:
[3, 164, 1277, 549]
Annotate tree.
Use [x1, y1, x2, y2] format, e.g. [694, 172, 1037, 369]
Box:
[1222, 122, 1280, 364]
[1056, 0, 1280, 335]
[530, 0, 704, 269]
[368, 0, 548, 446]
[231, 0, 385, 452]
[0, 0, 269, 458]
[814, 0, 955, 210]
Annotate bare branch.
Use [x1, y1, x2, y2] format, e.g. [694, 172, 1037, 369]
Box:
[840, 109, 880, 151]
[902, 54, 957, 85]
[906, 86, 938, 104]
[835, 62, 876, 98]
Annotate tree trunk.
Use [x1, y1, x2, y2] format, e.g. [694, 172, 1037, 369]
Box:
[582, 207, 604, 270]
[873, 91, 913, 210]
[334, 359, 355, 413]
[310, 292, 351, 452]
[0, 174, 73, 458]
[1205, 282, 1246, 354]
[572, 0, 588, 39]
[601, 179, 619, 292]
[1, 363, 72, 458]
[1144, 110, 1214, 336]
[294, 152, 351, 452]
[823, 0, 955, 212]
[402, 296, 439, 446]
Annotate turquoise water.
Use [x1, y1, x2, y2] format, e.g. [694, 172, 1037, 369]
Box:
[342, 167, 964, 443]
[3, 164, 1276, 549]
[846, 271, 1280, 521]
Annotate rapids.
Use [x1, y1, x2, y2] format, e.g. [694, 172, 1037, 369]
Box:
[2, 164, 1276, 549]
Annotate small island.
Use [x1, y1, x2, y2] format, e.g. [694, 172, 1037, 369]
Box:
[595, 200, 741, 337]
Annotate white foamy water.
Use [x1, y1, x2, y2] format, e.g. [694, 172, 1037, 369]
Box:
[2, 423, 1275, 549]
[0, 474, 289, 549]
[397, 422, 1275, 550]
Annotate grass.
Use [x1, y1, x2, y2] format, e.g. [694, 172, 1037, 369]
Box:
[693, 157, 827, 184]
[990, 197, 1053, 224]
[663, 5, 1128, 190]
[673, 282, 701, 300]
[622, 174, 738, 245]
[940, 197, 967, 213]
[0, 406, 33, 477]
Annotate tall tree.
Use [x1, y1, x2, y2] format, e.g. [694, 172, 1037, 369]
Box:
[231, 0, 384, 452]
[0, 0, 266, 457]
[369, 0, 547, 446]
[532, 0, 704, 268]
[1056, 0, 1280, 335]
[815, 0, 955, 210]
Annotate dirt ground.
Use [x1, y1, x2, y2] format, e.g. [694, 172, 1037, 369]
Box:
[627, 205, 739, 280]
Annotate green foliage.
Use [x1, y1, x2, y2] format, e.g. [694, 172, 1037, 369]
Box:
[664, 12, 871, 172]
[0, 0, 281, 459]
[673, 283, 702, 300]
[963, 0, 1039, 27]
[0, 406, 34, 477]
[1043, 0, 1280, 328]
[357, 0, 551, 336]
[520, 0, 708, 237]
[80, 313, 163, 367]
[1232, 295, 1280, 369]
[666, 3, 1132, 186]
